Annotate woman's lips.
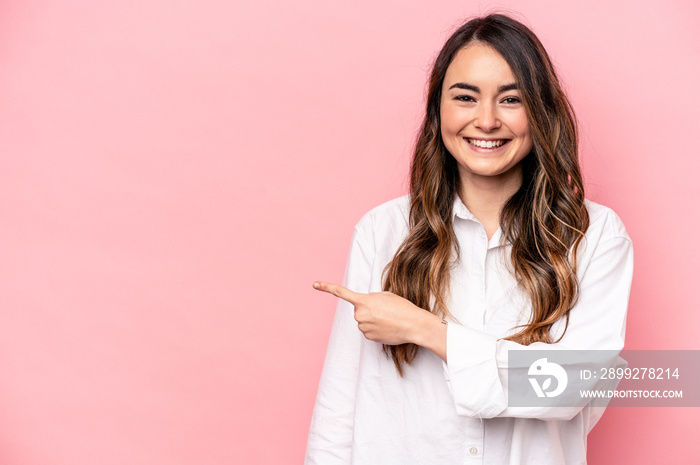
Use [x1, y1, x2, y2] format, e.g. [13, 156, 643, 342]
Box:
[465, 137, 510, 149]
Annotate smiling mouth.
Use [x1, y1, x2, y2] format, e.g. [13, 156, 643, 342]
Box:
[466, 138, 510, 149]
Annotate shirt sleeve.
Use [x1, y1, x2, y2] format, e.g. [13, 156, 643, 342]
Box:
[305, 223, 375, 464]
[443, 233, 634, 420]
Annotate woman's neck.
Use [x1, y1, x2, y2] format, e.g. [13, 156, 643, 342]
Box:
[457, 167, 522, 240]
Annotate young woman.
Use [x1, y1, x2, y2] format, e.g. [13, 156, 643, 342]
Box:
[306, 14, 633, 464]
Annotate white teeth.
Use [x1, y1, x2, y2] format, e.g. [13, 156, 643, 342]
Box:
[468, 139, 506, 148]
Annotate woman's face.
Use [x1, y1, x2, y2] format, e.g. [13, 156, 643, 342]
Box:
[440, 42, 533, 186]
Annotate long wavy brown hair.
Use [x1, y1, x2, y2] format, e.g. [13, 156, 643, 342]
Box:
[383, 14, 589, 375]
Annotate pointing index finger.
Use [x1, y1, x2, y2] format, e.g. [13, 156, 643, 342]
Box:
[313, 281, 362, 305]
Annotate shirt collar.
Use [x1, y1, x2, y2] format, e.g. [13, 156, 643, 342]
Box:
[452, 195, 507, 249]
[452, 195, 476, 221]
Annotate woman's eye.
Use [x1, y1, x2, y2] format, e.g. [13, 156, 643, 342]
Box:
[502, 97, 521, 104]
[455, 95, 476, 102]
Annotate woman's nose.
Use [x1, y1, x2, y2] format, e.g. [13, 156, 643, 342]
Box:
[474, 103, 501, 131]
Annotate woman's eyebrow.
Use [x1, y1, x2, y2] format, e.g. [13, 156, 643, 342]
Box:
[498, 83, 518, 92]
[448, 82, 480, 92]
[447, 82, 519, 92]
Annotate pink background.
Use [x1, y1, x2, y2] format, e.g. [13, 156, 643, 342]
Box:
[1, 0, 698, 463]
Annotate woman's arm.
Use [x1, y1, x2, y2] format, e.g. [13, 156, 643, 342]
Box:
[443, 236, 633, 419]
[305, 226, 374, 465]
[312, 282, 448, 360]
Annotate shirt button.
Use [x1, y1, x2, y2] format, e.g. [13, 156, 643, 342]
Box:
[469, 447, 478, 456]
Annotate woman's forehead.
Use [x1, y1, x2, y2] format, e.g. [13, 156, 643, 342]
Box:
[444, 43, 516, 88]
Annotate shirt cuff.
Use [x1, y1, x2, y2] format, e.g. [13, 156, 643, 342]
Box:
[442, 323, 507, 418]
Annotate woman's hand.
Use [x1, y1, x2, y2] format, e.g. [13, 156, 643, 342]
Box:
[313, 281, 447, 360]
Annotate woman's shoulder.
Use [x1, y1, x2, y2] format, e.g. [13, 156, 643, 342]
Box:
[350, 195, 411, 253]
[584, 199, 632, 244]
[354, 195, 411, 231]
[350, 195, 631, 244]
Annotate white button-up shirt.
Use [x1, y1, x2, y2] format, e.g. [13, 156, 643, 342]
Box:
[306, 195, 633, 465]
